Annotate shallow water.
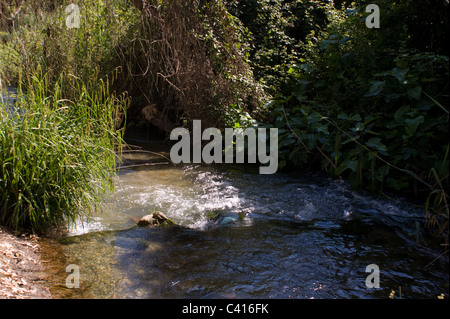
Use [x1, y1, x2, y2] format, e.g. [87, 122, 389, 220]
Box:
[1, 86, 17, 112]
[41, 138, 449, 299]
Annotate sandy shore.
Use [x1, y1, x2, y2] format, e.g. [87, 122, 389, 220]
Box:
[0, 226, 51, 299]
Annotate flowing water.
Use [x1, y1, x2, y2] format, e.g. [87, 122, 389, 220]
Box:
[40, 136, 448, 299]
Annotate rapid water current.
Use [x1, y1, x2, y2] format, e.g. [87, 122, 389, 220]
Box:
[39, 136, 448, 299]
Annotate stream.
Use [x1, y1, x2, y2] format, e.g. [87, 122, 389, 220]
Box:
[2, 86, 448, 299]
[38, 133, 449, 299]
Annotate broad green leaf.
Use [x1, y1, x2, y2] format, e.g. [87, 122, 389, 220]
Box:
[407, 86, 422, 100]
[365, 137, 388, 156]
[349, 114, 362, 121]
[375, 165, 390, 182]
[405, 115, 424, 133]
[394, 105, 410, 123]
[365, 81, 385, 97]
[336, 159, 357, 175]
[312, 122, 330, 135]
[391, 67, 409, 83]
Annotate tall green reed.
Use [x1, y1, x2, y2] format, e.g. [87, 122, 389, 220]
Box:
[0, 71, 128, 233]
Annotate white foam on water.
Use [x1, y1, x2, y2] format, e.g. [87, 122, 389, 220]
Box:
[65, 162, 424, 235]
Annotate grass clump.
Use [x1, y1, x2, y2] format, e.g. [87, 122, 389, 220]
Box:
[0, 72, 128, 233]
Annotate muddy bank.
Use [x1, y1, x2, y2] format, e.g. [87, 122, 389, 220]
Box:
[0, 226, 51, 299]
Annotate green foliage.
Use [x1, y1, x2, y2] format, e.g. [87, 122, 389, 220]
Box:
[71, 0, 138, 83]
[274, 1, 448, 186]
[225, 0, 333, 95]
[1, 0, 134, 88]
[0, 71, 127, 233]
[262, 0, 449, 244]
[0, 39, 21, 86]
[111, 0, 263, 131]
[193, 0, 266, 127]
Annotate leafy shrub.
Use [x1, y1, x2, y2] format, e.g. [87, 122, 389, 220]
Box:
[273, 1, 449, 193]
[225, 0, 333, 95]
[264, 0, 449, 244]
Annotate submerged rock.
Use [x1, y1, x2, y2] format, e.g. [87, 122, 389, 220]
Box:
[137, 211, 175, 226]
[205, 209, 250, 226]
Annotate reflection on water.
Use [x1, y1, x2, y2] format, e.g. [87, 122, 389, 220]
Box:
[41, 141, 449, 299]
[1, 86, 25, 118]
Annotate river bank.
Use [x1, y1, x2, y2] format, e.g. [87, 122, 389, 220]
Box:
[0, 226, 51, 299]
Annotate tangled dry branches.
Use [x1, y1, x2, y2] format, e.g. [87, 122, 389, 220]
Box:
[117, 0, 261, 131]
